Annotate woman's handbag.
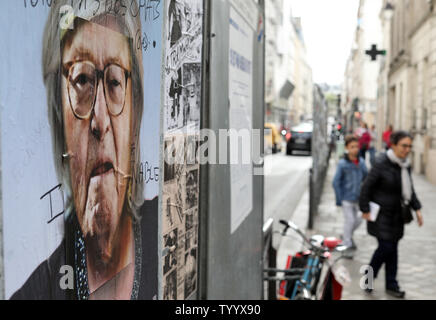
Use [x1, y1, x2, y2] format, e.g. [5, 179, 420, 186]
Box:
[401, 201, 414, 224]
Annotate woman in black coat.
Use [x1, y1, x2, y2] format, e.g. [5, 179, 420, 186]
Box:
[359, 131, 423, 298]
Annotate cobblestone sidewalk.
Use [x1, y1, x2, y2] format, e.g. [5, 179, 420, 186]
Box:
[309, 157, 436, 300]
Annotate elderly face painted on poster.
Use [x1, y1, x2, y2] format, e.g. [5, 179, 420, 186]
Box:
[10, 1, 158, 300]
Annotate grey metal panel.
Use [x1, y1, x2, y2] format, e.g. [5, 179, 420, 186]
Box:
[204, 0, 264, 299]
[198, 0, 211, 300]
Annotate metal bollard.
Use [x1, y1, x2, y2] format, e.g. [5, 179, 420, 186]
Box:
[308, 168, 314, 230]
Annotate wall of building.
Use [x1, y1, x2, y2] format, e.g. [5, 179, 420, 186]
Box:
[376, 0, 392, 150]
[386, 0, 436, 184]
[409, 17, 431, 175]
[265, 0, 312, 129]
[342, 0, 382, 132]
[388, 66, 410, 131]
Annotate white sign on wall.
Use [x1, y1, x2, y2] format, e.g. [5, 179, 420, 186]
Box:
[229, 6, 254, 234]
[229, 0, 259, 31]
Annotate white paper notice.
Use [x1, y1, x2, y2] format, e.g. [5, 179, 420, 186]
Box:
[229, 0, 259, 31]
[229, 6, 254, 234]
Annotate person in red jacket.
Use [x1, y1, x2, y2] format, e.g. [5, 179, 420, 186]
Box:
[383, 125, 393, 151]
[357, 123, 371, 161]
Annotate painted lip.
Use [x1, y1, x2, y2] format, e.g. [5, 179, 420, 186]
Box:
[90, 161, 114, 178]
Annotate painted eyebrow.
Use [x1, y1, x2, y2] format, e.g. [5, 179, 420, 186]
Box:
[66, 48, 95, 63]
[65, 48, 129, 69]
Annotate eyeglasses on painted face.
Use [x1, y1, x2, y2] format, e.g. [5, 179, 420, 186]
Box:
[62, 61, 131, 120]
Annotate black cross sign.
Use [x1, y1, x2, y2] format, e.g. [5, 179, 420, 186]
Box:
[366, 44, 386, 61]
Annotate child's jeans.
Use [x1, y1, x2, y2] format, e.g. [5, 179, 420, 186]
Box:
[342, 201, 363, 248]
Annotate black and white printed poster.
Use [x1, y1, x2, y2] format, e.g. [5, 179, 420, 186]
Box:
[162, 0, 203, 300]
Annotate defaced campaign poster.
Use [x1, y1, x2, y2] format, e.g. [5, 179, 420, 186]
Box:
[0, 0, 163, 300]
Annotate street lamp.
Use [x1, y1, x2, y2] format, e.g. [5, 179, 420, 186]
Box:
[384, 2, 394, 20]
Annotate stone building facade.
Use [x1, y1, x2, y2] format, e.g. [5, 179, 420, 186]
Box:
[381, 0, 436, 183]
[264, 0, 313, 129]
[342, 0, 382, 132]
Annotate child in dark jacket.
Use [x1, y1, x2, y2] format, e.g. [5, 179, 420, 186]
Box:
[333, 135, 368, 253]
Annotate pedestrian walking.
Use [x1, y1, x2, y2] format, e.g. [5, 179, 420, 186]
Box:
[356, 122, 371, 162]
[369, 125, 377, 166]
[382, 124, 393, 151]
[359, 131, 424, 299]
[332, 135, 368, 258]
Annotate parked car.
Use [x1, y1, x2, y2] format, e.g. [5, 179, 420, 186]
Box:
[286, 122, 313, 155]
[265, 123, 282, 154]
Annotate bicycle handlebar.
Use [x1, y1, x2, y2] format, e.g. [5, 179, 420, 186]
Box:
[279, 220, 343, 257]
[279, 220, 290, 234]
[279, 220, 314, 249]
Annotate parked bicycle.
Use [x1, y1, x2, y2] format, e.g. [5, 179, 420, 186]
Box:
[263, 220, 351, 300]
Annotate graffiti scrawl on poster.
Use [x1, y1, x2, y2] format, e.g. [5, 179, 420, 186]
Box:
[162, 0, 203, 300]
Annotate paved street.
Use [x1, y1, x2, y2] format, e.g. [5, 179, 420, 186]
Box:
[264, 151, 312, 239]
[308, 157, 436, 300]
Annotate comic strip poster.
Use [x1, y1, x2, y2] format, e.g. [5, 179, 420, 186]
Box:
[163, 0, 203, 300]
[164, 0, 203, 133]
[0, 0, 163, 300]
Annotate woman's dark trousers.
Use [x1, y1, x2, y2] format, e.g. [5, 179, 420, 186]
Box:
[369, 238, 399, 289]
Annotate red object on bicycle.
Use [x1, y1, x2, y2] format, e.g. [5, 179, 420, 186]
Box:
[279, 255, 293, 297]
[321, 268, 344, 300]
[332, 275, 343, 300]
[323, 237, 342, 251]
